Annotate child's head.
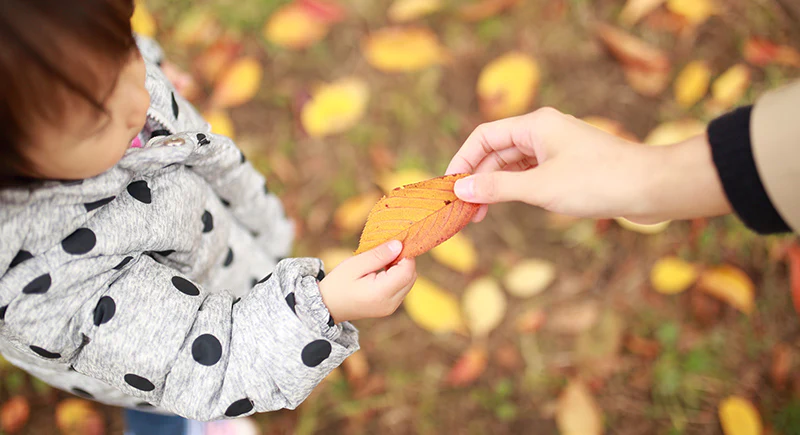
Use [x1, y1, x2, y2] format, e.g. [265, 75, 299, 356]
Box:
[0, 0, 151, 187]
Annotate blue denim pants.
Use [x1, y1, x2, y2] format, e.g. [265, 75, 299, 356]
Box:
[124, 408, 204, 435]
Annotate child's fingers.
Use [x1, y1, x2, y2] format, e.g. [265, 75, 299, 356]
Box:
[374, 258, 416, 296]
[342, 240, 403, 277]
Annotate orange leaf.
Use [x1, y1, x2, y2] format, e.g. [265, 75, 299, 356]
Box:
[194, 40, 242, 85]
[210, 57, 263, 109]
[0, 396, 29, 434]
[744, 38, 800, 68]
[355, 174, 480, 261]
[596, 24, 670, 72]
[445, 345, 488, 387]
[787, 242, 800, 317]
[55, 399, 104, 435]
[625, 68, 671, 97]
[697, 264, 754, 314]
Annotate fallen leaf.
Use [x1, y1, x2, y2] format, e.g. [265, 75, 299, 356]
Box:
[55, 399, 104, 435]
[210, 57, 263, 109]
[516, 308, 547, 333]
[334, 190, 383, 232]
[650, 256, 698, 294]
[173, 8, 220, 47]
[263, 2, 331, 49]
[548, 301, 599, 334]
[709, 64, 751, 112]
[674, 61, 712, 108]
[388, 0, 443, 22]
[504, 258, 556, 298]
[718, 396, 763, 435]
[582, 117, 638, 142]
[619, 0, 667, 26]
[0, 396, 29, 434]
[458, 0, 520, 22]
[743, 38, 800, 68]
[690, 288, 722, 327]
[446, 345, 488, 386]
[301, 77, 370, 138]
[430, 233, 478, 273]
[644, 119, 706, 145]
[556, 380, 603, 435]
[362, 27, 447, 73]
[615, 218, 670, 234]
[318, 248, 352, 271]
[131, 0, 156, 37]
[771, 343, 792, 390]
[697, 265, 755, 314]
[378, 168, 434, 194]
[297, 0, 346, 24]
[787, 243, 800, 317]
[477, 51, 540, 120]
[666, 0, 715, 26]
[624, 68, 671, 97]
[342, 350, 369, 389]
[462, 276, 506, 337]
[625, 335, 661, 359]
[356, 174, 480, 262]
[404, 277, 466, 334]
[194, 39, 242, 85]
[203, 110, 235, 139]
[596, 24, 670, 72]
[494, 342, 524, 371]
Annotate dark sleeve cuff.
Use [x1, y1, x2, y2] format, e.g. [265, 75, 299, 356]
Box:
[707, 105, 791, 234]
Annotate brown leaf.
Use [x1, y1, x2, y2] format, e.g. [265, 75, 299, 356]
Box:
[596, 24, 670, 72]
[494, 342, 524, 372]
[0, 396, 29, 434]
[625, 335, 661, 359]
[193, 39, 242, 85]
[55, 399, 104, 435]
[771, 343, 792, 390]
[445, 345, 488, 387]
[356, 174, 480, 262]
[619, 0, 667, 26]
[690, 288, 722, 327]
[342, 350, 370, 389]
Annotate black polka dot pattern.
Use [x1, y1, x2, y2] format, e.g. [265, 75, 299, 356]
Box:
[196, 133, 210, 146]
[223, 248, 234, 267]
[232, 297, 241, 306]
[250, 278, 258, 288]
[93, 296, 116, 326]
[23, 273, 51, 294]
[150, 129, 170, 140]
[9, 250, 33, 268]
[225, 398, 253, 417]
[263, 184, 269, 195]
[0, 305, 8, 320]
[202, 211, 214, 233]
[191, 334, 222, 366]
[220, 198, 231, 207]
[316, 269, 325, 281]
[171, 276, 200, 296]
[71, 387, 94, 399]
[124, 374, 155, 392]
[154, 249, 175, 257]
[301, 340, 332, 367]
[285, 293, 296, 314]
[113, 256, 133, 270]
[171, 93, 179, 118]
[127, 181, 151, 204]
[61, 228, 96, 255]
[84, 196, 116, 212]
[136, 402, 154, 408]
[240, 152, 246, 164]
[60, 179, 84, 186]
[327, 315, 335, 328]
[30, 345, 61, 359]
[257, 273, 272, 285]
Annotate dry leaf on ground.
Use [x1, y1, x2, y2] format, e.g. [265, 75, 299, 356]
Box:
[458, 0, 520, 22]
[301, 77, 369, 138]
[650, 256, 698, 294]
[556, 380, 604, 435]
[744, 38, 800, 68]
[504, 258, 556, 298]
[697, 265, 755, 314]
[548, 300, 600, 334]
[771, 343, 792, 390]
[356, 174, 480, 262]
[445, 345, 488, 387]
[194, 40, 242, 85]
[708, 64, 750, 113]
[55, 399, 104, 435]
[388, 0, 443, 22]
[203, 110, 235, 139]
[666, 0, 715, 26]
[131, 0, 156, 37]
[362, 27, 447, 72]
[404, 277, 466, 334]
[477, 51, 540, 120]
[718, 396, 763, 435]
[462, 276, 506, 337]
[0, 396, 29, 434]
[596, 24, 671, 96]
[263, 1, 344, 49]
[430, 233, 478, 273]
[210, 57, 263, 109]
[334, 190, 383, 232]
[619, 0, 667, 26]
[516, 308, 547, 333]
[674, 61, 711, 108]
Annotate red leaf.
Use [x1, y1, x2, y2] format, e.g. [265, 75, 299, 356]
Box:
[446, 346, 488, 387]
[0, 396, 29, 434]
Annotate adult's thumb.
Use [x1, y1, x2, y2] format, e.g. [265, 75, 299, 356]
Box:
[453, 171, 532, 204]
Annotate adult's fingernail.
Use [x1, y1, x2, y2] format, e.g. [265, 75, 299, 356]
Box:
[387, 240, 402, 254]
[454, 177, 474, 200]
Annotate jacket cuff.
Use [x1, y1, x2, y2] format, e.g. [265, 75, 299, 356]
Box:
[708, 105, 791, 234]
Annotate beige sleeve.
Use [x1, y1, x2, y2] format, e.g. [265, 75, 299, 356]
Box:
[751, 79, 800, 232]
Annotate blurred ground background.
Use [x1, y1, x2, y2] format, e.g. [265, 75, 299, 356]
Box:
[3, 0, 800, 434]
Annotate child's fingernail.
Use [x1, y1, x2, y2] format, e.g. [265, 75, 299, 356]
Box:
[454, 177, 474, 200]
[387, 240, 402, 254]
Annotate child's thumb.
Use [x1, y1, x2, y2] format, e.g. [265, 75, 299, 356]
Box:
[350, 240, 403, 275]
[454, 171, 534, 205]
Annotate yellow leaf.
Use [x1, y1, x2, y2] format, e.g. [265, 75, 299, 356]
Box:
[650, 256, 698, 294]
[334, 190, 383, 232]
[318, 248, 352, 271]
[615, 218, 670, 234]
[210, 57, 263, 109]
[644, 119, 707, 146]
[698, 265, 755, 314]
[430, 233, 478, 273]
[719, 396, 763, 435]
[674, 61, 711, 108]
[404, 277, 466, 334]
[462, 277, 506, 337]
[388, 0, 443, 22]
[203, 110, 235, 139]
[504, 258, 556, 298]
[362, 27, 447, 73]
[619, 0, 667, 26]
[624, 68, 671, 97]
[131, 0, 156, 37]
[264, 3, 329, 49]
[477, 51, 540, 120]
[710, 64, 751, 111]
[377, 168, 434, 194]
[667, 0, 716, 26]
[556, 380, 603, 435]
[301, 77, 369, 138]
[174, 8, 220, 47]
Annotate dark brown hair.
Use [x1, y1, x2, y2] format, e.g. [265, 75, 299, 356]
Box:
[0, 0, 136, 187]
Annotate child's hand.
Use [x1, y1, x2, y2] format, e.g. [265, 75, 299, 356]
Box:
[446, 107, 730, 224]
[319, 240, 417, 324]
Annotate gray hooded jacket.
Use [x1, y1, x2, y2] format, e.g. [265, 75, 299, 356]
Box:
[0, 36, 358, 421]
